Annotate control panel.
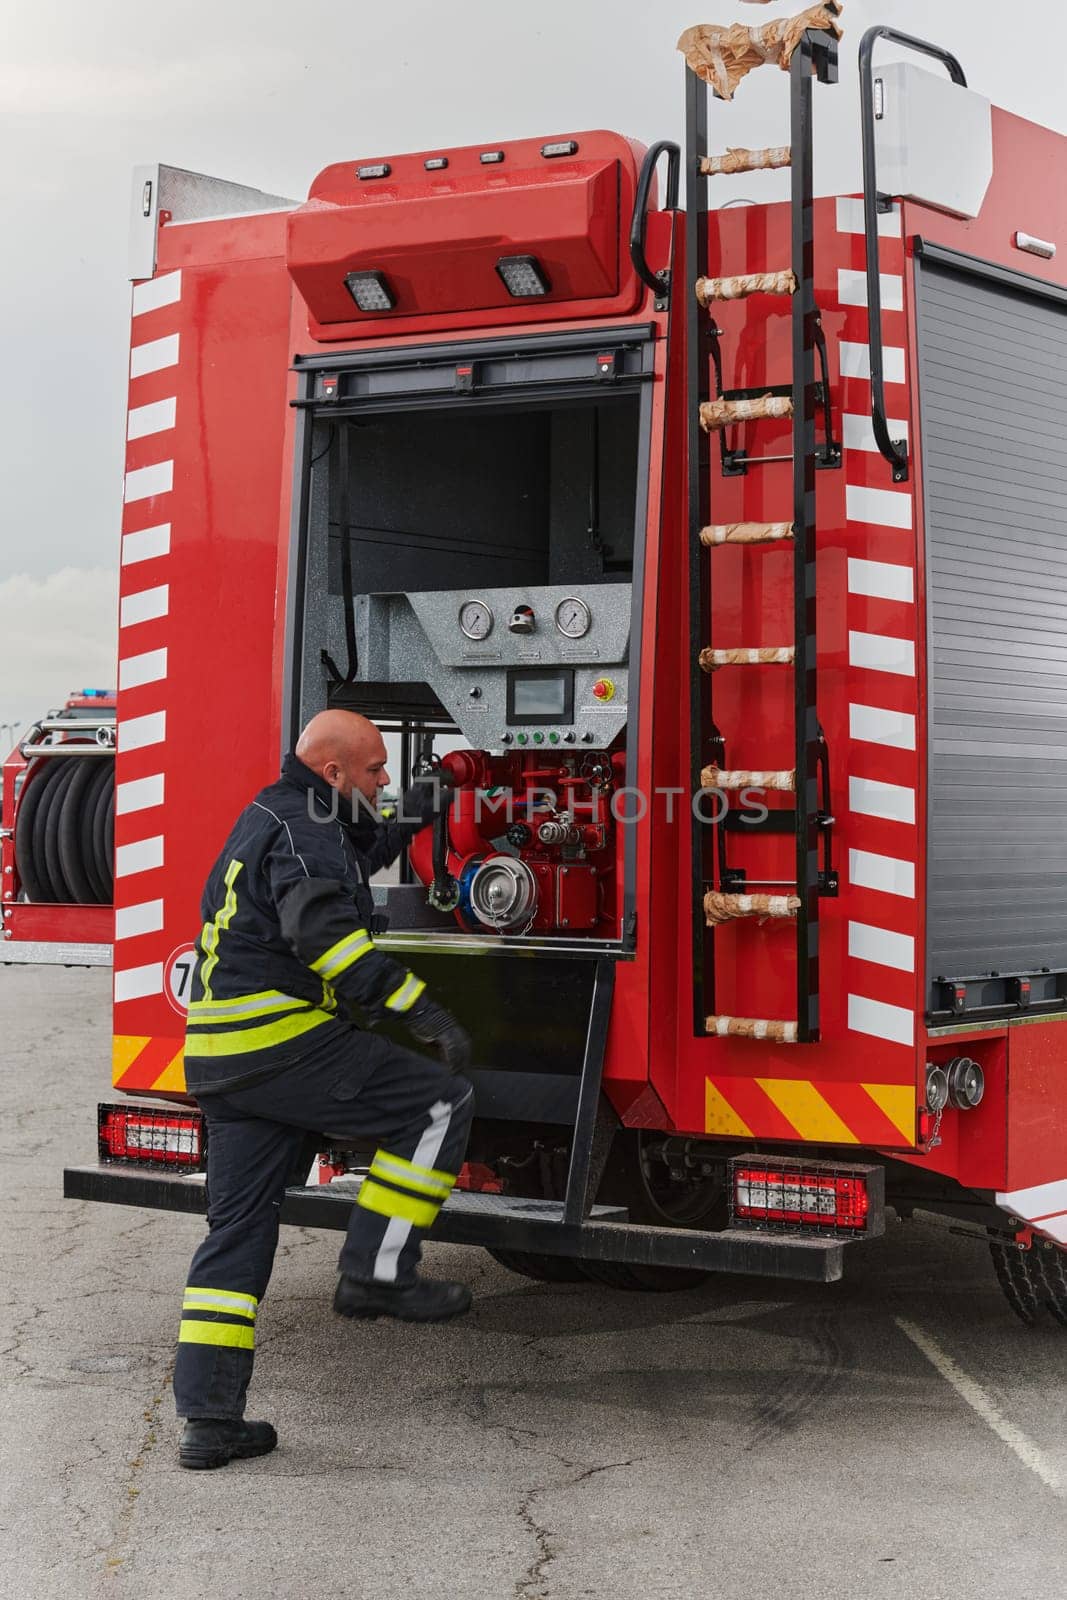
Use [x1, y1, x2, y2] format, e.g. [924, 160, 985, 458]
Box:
[354, 584, 630, 748]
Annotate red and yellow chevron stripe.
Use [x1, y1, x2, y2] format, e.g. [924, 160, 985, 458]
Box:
[113, 1035, 186, 1094]
[706, 1075, 916, 1149]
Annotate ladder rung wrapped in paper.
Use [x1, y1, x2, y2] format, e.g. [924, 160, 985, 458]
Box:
[701, 145, 792, 177]
[701, 765, 796, 791]
[696, 270, 795, 304]
[699, 645, 795, 670]
[706, 1014, 799, 1043]
[704, 891, 801, 925]
[700, 394, 793, 432]
[678, 3, 844, 102]
[700, 521, 794, 545]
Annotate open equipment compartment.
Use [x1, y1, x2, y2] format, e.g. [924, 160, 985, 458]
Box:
[286, 327, 654, 955]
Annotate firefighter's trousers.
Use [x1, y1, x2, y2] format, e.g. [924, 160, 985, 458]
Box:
[172, 1023, 474, 1420]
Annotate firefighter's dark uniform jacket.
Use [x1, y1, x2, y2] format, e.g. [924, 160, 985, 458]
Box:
[173, 753, 475, 1421]
[183, 753, 428, 1094]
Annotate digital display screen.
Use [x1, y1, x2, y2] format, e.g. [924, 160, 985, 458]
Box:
[507, 669, 574, 725]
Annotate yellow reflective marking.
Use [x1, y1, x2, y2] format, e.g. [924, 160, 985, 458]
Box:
[178, 1318, 255, 1350]
[310, 929, 373, 977]
[186, 995, 308, 1025]
[183, 1289, 257, 1319]
[182, 1300, 254, 1320]
[199, 858, 243, 1001]
[152, 1049, 187, 1094]
[371, 1149, 457, 1190]
[113, 1036, 149, 1077]
[356, 1179, 440, 1229]
[385, 974, 426, 1014]
[369, 1154, 453, 1202]
[182, 1008, 333, 1058]
[186, 988, 302, 1014]
[862, 1082, 916, 1144]
[705, 1079, 753, 1138]
[186, 1285, 259, 1309]
[756, 1078, 859, 1144]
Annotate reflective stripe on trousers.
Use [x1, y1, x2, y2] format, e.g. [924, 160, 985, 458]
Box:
[357, 1089, 473, 1283]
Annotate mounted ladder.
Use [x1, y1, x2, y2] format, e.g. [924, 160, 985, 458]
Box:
[682, 7, 841, 1044]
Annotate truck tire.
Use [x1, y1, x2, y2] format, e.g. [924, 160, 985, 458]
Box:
[990, 1234, 1067, 1326]
[14, 760, 64, 901]
[486, 1248, 587, 1284]
[42, 759, 81, 903]
[57, 759, 101, 904]
[581, 1132, 724, 1292]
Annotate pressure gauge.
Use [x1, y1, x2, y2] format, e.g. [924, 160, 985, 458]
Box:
[459, 599, 493, 641]
[555, 596, 591, 639]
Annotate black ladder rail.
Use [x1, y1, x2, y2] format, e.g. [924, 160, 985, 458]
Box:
[686, 29, 837, 1043]
[791, 29, 837, 1043]
[686, 61, 713, 1035]
[858, 26, 967, 484]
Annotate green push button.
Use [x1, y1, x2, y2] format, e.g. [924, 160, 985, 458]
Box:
[548, 732, 560, 744]
[517, 733, 528, 745]
[533, 732, 544, 744]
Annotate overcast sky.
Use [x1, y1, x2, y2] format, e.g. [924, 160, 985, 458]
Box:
[1, 0, 1065, 735]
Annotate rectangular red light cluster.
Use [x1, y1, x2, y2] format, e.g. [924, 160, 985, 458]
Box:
[97, 1103, 206, 1171]
[732, 1164, 870, 1231]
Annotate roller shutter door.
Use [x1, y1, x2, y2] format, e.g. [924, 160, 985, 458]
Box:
[918, 258, 1067, 1008]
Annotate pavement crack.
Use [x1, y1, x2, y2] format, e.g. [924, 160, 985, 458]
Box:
[573, 1455, 640, 1482]
[515, 1483, 555, 1600]
[514, 1458, 641, 1597]
[101, 1356, 175, 1577]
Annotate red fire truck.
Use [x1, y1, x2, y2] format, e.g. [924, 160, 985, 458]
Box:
[63, 16, 1067, 1324]
[2, 690, 115, 964]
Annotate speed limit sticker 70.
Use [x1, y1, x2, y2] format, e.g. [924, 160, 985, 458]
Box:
[164, 943, 199, 1016]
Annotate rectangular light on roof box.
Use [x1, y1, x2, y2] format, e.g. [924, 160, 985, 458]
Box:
[344, 270, 395, 312]
[496, 254, 550, 297]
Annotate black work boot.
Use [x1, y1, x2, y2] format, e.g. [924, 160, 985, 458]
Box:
[333, 1273, 472, 1323]
[179, 1417, 278, 1471]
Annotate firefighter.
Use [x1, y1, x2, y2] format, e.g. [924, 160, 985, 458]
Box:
[173, 709, 474, 1470]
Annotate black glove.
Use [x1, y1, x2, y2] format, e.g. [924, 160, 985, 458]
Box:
[399, 774, 454, 830]
[407, 996, 472, 1074]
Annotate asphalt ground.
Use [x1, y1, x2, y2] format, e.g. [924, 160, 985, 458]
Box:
[1, 963, 1065, 1600]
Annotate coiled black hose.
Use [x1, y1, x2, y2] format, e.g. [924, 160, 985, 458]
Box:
[13, 755, 115, 904]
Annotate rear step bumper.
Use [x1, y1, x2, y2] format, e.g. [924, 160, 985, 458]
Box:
[64, 1164, 854, 1283]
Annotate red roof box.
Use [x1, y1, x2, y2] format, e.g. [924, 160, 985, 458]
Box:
[287, 130, 645, 341]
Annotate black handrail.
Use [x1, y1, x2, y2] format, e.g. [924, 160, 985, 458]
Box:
[629, 140, 680, 299]
[858, 26, 967, 484]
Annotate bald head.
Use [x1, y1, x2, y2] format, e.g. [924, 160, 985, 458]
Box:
[296, 710, 390, 807]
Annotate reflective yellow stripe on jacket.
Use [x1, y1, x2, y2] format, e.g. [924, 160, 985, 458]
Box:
[310, 928, 375, 980]
[385, 974, 426, 1014]
[183, 1007, 335, 1058]
[199, 858, 243, 1001]
[186, 990, 310, 1024]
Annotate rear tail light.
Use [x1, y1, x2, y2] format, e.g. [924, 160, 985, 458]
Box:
[730, 1156, 880, 1235]
[97, 1103, 206, 1171]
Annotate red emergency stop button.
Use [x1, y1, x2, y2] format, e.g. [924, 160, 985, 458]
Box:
[592, 677, 615, 702]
